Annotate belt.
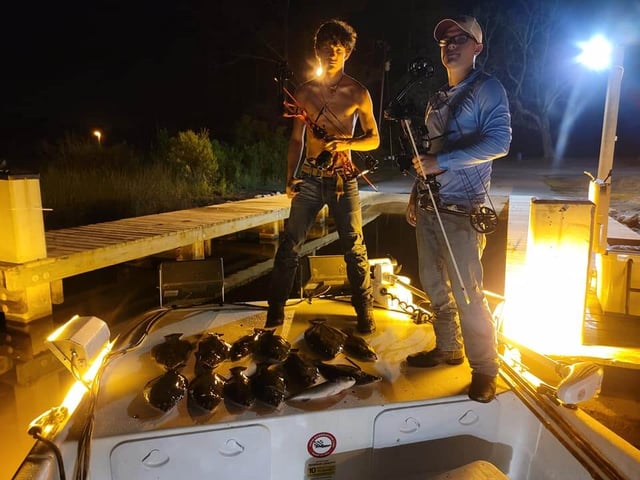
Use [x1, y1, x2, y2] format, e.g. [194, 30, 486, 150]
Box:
[419, 197, 475, 216]
[300, 163, 341, 179]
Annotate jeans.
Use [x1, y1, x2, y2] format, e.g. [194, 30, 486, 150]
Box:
[415, 203, 499, 376]
[268, 175, 373, 310]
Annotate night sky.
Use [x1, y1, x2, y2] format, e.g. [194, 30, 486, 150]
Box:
[2, 0, 639, 165]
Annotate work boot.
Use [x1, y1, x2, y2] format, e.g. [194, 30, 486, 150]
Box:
[406, 348, 464, 367]
[468, 373, 497, 403]
[265, 303, 285, 328]
[355, 305, 376, 334]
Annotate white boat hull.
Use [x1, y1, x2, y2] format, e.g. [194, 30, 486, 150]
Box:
[13, 300, 640, 479]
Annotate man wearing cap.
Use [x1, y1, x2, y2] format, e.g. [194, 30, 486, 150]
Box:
[404, 15, 511, 403]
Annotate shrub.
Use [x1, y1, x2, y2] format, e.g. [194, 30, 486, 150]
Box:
[230, 115, 288, 191]
[165, 129, 218, 190]
[37, 117, 291, 228]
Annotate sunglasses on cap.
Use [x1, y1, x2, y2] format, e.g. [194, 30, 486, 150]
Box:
[438, 33, 475, 48]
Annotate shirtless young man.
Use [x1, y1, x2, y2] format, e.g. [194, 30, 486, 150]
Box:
[266, 19, 380, 334]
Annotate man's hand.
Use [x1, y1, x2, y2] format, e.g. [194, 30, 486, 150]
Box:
[406, 200, 417, 227]
[324, 136, 351, 153]
[286, 178, 303, 198]
[412, 154, 444, 176]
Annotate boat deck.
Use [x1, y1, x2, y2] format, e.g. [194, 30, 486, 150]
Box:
[16, 298, 640, 480]
[94, 299, 494, 438]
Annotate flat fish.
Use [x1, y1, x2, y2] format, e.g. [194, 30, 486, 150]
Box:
[151, 333, 193, 370]
[195, 333, 231, 370]
[281, 351, 319, 390]
[229, 328, 263, 361]
[342, 328, 378, 361]
[288, 377, 356, 402]
[254, 329, 291, 363]
[144, 369, 188, 412]
[251, 363, 286, 408]
[223, 366, 255, 408]
[315, 361, 382, 386]
[304, 319, 347, 360]
[188, 371, 225, 411]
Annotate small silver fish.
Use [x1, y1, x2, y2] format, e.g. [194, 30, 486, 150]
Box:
[288, 377, 356, 402]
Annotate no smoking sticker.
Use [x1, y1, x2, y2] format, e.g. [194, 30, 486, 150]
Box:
[307, 432, 337, 458]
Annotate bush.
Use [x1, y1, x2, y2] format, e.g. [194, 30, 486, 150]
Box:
[228, 115, 288, 191]
[37, 117, 290, 228]
[165, 129, 218, 191]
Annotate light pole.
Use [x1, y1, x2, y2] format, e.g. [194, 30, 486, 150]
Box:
[577, 35, 625, 254]
[93, 130, 103, 147]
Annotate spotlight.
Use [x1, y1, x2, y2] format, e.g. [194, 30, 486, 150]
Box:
[46, 315, 110, 379]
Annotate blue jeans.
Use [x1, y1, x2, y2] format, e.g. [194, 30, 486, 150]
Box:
[268, 175, 373, 310]
[415, 204, 499, 376]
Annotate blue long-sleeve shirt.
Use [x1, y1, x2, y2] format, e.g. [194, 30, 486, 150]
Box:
[425, 69, 512, 208]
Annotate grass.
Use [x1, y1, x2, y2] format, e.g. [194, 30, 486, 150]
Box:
[40, 164, 213, 229]
[37, 124, 288, 229]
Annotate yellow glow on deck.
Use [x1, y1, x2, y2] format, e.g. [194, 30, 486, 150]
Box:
[503, 199, 594, 355]
[60, 341, 113, 415]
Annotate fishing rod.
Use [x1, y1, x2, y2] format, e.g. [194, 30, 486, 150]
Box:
[385, 57, 470, 304]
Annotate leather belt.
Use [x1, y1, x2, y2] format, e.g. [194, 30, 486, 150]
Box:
[301, 163, 340, 179]
[420, 199, 476, 216]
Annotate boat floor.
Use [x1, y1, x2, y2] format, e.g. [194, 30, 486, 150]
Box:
[94, 298, 506, 438]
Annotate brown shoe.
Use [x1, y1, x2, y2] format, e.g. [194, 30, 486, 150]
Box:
[265, 303, 285, 328]
[469, 373, 497, 403]
[406, 348, 464, 367]
[355, 305, 376, 334]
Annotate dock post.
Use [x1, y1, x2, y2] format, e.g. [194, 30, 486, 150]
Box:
[0, 173, 52, 322]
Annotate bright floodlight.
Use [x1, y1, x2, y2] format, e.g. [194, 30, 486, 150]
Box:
[576, 35, 612, 71]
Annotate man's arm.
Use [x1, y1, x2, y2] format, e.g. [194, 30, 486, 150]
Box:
[285, 117, 305, 197]
[325, 87, 380, 153]
[436, 78, 511, 171]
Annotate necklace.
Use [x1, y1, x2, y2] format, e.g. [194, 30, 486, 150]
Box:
[325, 74, 344, 95]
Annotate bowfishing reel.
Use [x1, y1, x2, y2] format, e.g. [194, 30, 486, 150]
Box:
[313, 150, 334, 170]
[470, 206, 498, 234]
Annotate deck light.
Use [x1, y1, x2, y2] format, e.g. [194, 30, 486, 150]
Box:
[46, 315, 111, 380]
[27, 316, 112, 441]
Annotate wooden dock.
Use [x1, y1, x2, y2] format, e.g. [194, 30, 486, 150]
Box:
[2, 190, 638, 323]
[0, 191, 407, 321]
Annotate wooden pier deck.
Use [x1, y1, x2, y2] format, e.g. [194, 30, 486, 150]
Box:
[0, 191, 407, 321]
[2, 190, 637, 322]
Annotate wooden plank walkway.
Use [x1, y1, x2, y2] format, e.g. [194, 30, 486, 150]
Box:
[0, 191, 396, 293]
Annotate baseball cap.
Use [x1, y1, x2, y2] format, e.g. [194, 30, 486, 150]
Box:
[434, 15, 483, 44]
